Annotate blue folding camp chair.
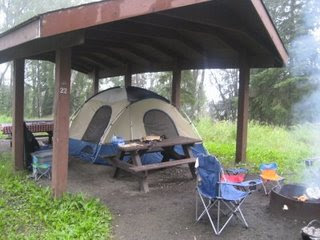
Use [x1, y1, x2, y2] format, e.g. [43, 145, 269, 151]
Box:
[195, 154, 261, 235]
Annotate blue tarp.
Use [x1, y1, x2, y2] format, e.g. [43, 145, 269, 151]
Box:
[69, 138, 207, 165]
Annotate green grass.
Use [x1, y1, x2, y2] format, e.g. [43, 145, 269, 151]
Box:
[0, 153, 112, 240]
[0, 115, 12, 124]
[196, 118, 319, 181]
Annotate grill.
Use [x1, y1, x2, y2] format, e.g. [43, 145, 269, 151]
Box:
[270, 184, 320, 221]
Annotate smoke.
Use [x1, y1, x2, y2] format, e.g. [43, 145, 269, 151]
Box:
[288, 1, 320, 186]
[302, 158, 320, 189]
[292, 0, 320, 123]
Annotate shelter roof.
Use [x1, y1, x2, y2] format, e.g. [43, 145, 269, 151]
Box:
[0, 0, 288, 77]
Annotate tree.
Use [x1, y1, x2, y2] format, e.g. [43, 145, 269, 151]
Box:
[70, 72, 93, 114]
[249, 0, 319, 126]
[208, 69, 238, 121]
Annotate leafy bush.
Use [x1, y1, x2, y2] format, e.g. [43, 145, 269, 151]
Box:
[0, 153, 112, 240]
[196, 118, 318, 181]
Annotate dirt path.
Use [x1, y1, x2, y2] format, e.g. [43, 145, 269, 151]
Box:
[1, 142, 305, 239]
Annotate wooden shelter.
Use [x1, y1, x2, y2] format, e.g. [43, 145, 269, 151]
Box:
[0, 0, 288, 197]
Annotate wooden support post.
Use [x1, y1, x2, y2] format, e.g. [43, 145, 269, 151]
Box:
[235, 53, 250, 163]
[12, 59, 25, 171]
[91, 68, 99, 95]
[171, 67, 181, 109]
[52, 48, 71, 198]
[125, 65, 132, 87]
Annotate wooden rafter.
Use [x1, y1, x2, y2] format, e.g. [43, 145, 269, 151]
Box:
[136, 14, 242, 52]
[97, 21, 206, 57]
[85, 36, 160, 64]
[74, 46, 133, 65]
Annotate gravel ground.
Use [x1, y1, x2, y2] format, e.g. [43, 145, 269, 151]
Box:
[1, 140, 306, 240]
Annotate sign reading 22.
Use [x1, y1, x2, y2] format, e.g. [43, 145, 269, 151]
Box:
[60, 88, 68, 94]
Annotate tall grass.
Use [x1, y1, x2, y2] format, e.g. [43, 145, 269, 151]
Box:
[196, 118, 318, 180]
[0, 153, 112, 239]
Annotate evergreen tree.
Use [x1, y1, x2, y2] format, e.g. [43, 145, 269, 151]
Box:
[249, 0, 319, 126]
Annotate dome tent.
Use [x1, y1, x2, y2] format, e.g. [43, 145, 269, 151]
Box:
[69, 86, 206, 164]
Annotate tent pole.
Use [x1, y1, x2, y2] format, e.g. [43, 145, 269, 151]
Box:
[235, 52, 250, 163]
[12, 59, 25, 171]
[52, 48, 71, 198]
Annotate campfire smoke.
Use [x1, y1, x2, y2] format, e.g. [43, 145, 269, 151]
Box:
[290, 1, 320, 190]
[291, 1, 320, 124]
[302, 158, 320, 199]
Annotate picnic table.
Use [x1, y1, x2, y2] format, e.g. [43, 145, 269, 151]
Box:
[106, 136, 202, 192]
[1, 120, 54, 144]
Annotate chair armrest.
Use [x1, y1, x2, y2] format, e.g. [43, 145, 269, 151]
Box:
[219, 179, 262, 187]
[218, 181, 243, 187]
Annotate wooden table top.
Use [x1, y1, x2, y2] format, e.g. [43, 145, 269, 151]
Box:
[1, 120, 54, 134]
[118, 136, 202, 152]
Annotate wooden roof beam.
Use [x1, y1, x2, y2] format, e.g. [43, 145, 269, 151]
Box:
[85, 36, 161, 64]
[87, 30, 186, 60]
[72, 50, 121, 68]
[97, 21, 206, 57]
[74, 46, 134, 66]
[161, 9, 284, 65]
[133, 14, 242, 52]
[72, 64, 92, 74]
[71, 59, 94, 73]
[75, 55, 116, 70]
[87, 29, 186, 61]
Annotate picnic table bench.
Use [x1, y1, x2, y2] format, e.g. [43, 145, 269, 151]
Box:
[1, 120, 54, 144]
[105, 136, 201, 192]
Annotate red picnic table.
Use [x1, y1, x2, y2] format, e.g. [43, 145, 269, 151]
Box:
[1, 120, 54, 144]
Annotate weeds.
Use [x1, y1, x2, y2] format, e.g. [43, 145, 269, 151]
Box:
[0, 153, 112, 240]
